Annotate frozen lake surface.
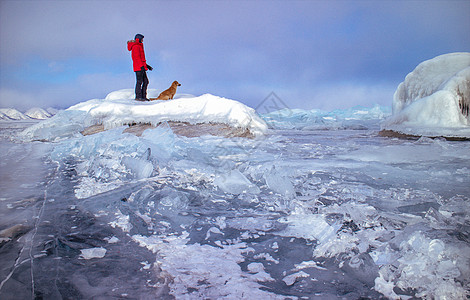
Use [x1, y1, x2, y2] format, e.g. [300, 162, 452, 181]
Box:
[0, 115, 469, 299]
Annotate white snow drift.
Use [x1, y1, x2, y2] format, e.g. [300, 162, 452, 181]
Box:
[20, 92, 268, 141]
[382, 52, 470, 138]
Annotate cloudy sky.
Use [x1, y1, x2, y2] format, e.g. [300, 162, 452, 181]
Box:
[1, 0, 469, 111]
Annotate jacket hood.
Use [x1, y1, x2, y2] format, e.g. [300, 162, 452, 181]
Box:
[127, 39, 141, 51]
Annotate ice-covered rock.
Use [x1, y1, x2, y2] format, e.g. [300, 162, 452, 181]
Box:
[20, 93, 267, 141]
[382, 52, 470, 138]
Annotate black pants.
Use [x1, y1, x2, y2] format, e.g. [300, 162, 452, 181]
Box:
[135, 70, 149, 99]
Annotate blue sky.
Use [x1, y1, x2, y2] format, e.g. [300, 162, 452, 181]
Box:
[1, 0, 469, 111]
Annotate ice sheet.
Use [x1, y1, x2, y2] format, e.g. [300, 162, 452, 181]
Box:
[1, 104, 469, 299]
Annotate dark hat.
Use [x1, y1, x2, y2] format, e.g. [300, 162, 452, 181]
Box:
[135, 34, 144, 41]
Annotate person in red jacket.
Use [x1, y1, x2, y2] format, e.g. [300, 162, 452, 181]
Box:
[127, 34, 153, 101]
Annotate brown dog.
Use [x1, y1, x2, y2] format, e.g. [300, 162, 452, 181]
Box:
[153, 81, 181, 100]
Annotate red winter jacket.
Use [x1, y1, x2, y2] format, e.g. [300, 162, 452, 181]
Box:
[127, 38, 147, 72]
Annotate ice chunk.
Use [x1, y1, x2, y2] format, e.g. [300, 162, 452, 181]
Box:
[370, 246, 397, 266]
[20, 110, 86, 141]
[436, 260, 460, 279]
[282, 271, 309, 286]
[213, 169, 260, 194]
[80, 247, 107, 259]
[247, 262, 265, 273]
[205, 227, 224, 240]
[109, 211, 132, 232]
[247, 262, 275, 282]
[157, 187, 190, 211]
[278, 214, 340, 244]
[374, 273, 400, 300]
[428, 239, 445, 258]
[141, 125, 177, 163]
[122, 157, 153, 179]
[105, 236, 120, 244]
[253, 252, 280, 264]
[264, 166, 294, 197]
[373, 231, 468, 299]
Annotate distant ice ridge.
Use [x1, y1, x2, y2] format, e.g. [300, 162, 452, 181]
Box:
[382, 52, 470, 138]
[261, 105, 391, 130]
[0, 108, 30, 120]
[24, 107, 52, 119]
[20, 92, 267, 141]
[0, 107, 56, 120]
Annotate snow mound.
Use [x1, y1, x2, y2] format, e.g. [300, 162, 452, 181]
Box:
[25, 107, 52, 120]
[105, 88, 141, 100]
[382, 52, 470, 138]
[0, 108, 29, 120]
[105, 89, 196, 101]
[20, 92, 267, 141]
